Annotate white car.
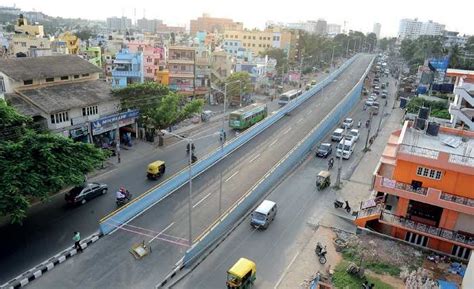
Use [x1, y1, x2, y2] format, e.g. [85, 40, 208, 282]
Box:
[349, 129, 360, 142]
[342, 118, 354, 129]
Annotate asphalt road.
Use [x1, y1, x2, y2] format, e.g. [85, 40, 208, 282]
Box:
[173, 69, 398, 289]
[28, 55, 374, 289]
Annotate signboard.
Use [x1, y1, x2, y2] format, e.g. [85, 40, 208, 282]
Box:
[382, 177, 396, 188]
[91, 110, 139, 136]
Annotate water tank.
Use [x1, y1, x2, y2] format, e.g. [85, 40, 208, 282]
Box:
[415, 118, 426, 130]
[400, 97, 408, 108]
[418, 107, 430, 120]
[426, 122, 440, 136]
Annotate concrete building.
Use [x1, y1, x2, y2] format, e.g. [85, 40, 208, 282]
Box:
[444, 31, 468, 48]
[79, 46, 102, 67]
[136, 18, 163, 33]
[327, 24, 342, 36]
[315, 19, 327, 35]
[106, 17, 132, 32]
[447, 69, 474, 131]
[127, 41, 166, 81]
[399, 19, 445, 40]
[373, 23, 382, 39]
[190, 13, 243, 36]
[355, 121, 474, 261]
[9, 15, 51, 57]
[0, 55, 121, 142]
[167, 46, 195, 95]
[111, 49, 144, 88]
[58, 32, 80, 54]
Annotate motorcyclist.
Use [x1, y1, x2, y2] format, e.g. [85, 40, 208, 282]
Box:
[328, 157, 335, 169]
[116, 187, 128, 201]
[186, 143, 195, 153]
[357, 120, 362, 128]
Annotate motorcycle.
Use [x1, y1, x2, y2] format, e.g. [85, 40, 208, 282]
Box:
[334, 199, 351, 213]
[328, 158, 334, 170]
[315, 242, 327, 264]
[186, 143, 195, 154]
[357, 120, 362, 128]
[191, 153, 198, 164]
[116, 190, 132, 207]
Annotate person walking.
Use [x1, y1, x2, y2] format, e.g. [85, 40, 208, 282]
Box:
[73, 231, 83, 253]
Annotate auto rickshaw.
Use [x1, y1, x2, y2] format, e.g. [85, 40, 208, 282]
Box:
[146, 160, 166, 180]
[226, 258, 256, 289]
[316, 170, 331, 190]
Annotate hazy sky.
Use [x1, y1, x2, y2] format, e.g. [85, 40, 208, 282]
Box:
[7, 0, 474, 37]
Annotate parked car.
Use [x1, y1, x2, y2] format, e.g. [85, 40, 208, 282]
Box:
[348, 129, 360, 142]
[342, 118, 354, 129]
[331, 128, 344, 142]
[365, 99, 374, 107]
[65, 182, 108, 205]
[370, 93, 378, 100]
[316, 143, 333, 158]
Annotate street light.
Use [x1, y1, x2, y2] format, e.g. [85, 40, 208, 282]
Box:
[299, 55, 312, 88]
[160, 129, 219, 246]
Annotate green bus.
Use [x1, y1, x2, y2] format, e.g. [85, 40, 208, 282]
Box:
[229, 103, 268, 130]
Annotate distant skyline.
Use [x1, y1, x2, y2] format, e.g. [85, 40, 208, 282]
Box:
[5, 0, 474, 37]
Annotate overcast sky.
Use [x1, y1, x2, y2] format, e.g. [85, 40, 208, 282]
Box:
[7, 0, 474, 37]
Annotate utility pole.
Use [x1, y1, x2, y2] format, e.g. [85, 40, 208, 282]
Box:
[187, 139, 193, 246]
[193, 50, 196, 99]
[335, 127, 345, 189]
[115, 113, 121, 163]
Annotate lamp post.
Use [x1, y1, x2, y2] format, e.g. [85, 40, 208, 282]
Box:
[160, 130, 219, 246]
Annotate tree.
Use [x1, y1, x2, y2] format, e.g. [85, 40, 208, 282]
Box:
[222, 72, 253, 99]
[147, 94, 204, 130]
[260, 48, 288, 71]
[0, 100, 108, 224]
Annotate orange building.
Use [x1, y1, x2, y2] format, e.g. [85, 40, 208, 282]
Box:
[355, 120, 474, 260]
[190, 13, 243, 36]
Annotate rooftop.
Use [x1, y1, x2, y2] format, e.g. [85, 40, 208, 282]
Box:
[15, 80, 115, 114]
[5, 93, 42, 117]
[0, 55, 102, 81]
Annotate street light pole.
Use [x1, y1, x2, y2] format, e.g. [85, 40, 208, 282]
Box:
[335, 127, 345, 188]
[330, 45, 335, 70]
[187, 139, 193, 246]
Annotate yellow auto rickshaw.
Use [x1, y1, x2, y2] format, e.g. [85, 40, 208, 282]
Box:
[147, 160, 166, 180]
[316, 170, 331, 190]
[226, 258, 256, 289]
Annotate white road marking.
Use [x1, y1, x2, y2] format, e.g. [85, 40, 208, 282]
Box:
[282, 126, 292, 135]
[269, 139, 278, 147]
[149, 222, 174, 244]
[306, 110, 312, 116]
[193, 193, 211, 208]
[296, 118, 304, 124]
[274, 250, 301, 289]
[248, 153, 261, 163]
[225, 170, 239, 183]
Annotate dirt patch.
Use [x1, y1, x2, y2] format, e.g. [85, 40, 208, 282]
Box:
[365, 270, 405, 289]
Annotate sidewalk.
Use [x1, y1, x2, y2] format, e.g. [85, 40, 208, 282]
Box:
[276, 100, 405, 288]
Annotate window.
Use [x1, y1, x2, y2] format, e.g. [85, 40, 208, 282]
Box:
[416, 166, 442, 180]
[243, 36, 247, 39]
[253, 36, 256, 40]
[23, 79, 33, 85]
[73, 75, 80, 79]
[181, 65, 186, 71]
[60, 76, 69, 81]
[81, 73, 89, 77]
[405, 232, 428, 247]
[82, 106, 98, 116]
[50, 111, 69, 124]
[21, 42, 27, 47]
[452, 245, 471, 260]
[258, 44, 261, 47]
[252, 44, 255, 47]
[45, 77, 54, 82]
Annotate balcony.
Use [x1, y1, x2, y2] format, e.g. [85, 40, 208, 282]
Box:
[168, 57, 194, 65]
[380, 212, 474, 248]
[111, 70, 142, 78]
[398, 143, 474, 169]
[374, 175, 474, 215]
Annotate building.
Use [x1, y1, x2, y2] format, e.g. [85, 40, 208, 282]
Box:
[315, 19, 327, 35]
[210, 50, 233, 82]
[327, 24, 342, 36]
[106, 17, 132, 32]
[399, 19, 445, 40]
[447, 69, 474, 130]
[355, 121, 474, 261]
[59, 32, 80, 54]
[111, 49, 144, 88]
[0, 55, 123, 143]
[444, 31, 468, 48]
[190, 13, 243, 36]
[79, 46, 102, 67]
[9, 15, 51, 57]
[14, 14, 44, 37]
[136, 18, 163, 33]
[373, 23, 382, 39]
[127, 41, 166, 81]
[167, 46, 196, 95]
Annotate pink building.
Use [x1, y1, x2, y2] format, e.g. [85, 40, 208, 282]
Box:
[127, 41, 166, 81]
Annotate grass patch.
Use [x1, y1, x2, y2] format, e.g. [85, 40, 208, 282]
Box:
[341, 248, 401, 277]
[333, 261, 395, 289]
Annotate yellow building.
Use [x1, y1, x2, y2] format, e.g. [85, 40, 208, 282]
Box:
[14, 14, 44, 37]
[59, 32, 80, 54]
[10, 15, 50, 57]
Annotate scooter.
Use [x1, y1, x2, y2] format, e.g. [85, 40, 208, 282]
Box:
[334, 199, 351, 213]
[116, 191, 132, 207]
[357, 120, 362, 128]
[315, 242, 327, 264]
[191, 153, 198, 164]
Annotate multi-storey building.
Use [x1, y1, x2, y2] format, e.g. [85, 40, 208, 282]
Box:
[314, 19, 327, 35]
[190, 13, 243, 36]
[327, 24, 342, 36]
[355, 121, 474, 260]
[111, 49, 144, 88]
[106, 17, 132, 32]
[447, 69, 474, 131]
[399, 19, 445, 40]
[373, 23, 382, 39]
[79, 46, 102, 67]
[59, 32, 80, 54]
[127, 41, 166, 81]
[0, 55, 121, 142]
[136, 18, 163, 33]
[9, 15, 51, 57]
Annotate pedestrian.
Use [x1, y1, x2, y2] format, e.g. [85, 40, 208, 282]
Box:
[73, 231, 82, 253]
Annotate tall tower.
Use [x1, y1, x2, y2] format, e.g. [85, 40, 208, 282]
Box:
[373, 23, 381, 39]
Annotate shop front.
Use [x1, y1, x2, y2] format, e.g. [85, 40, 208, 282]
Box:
[69, 125, 90, 143]
[90, 110, 140, 151]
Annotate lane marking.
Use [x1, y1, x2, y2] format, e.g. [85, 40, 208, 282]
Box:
[296, 118, 304, 124]
[225, 170, 239, 183]
[248, 153, 261, 163]
[282, 126, 292, 135]
[149, 222, 174, 243]
[269, 139, 278, 147]
[274, 250, 300, 289]
[193, 193, 211, 208]
[306, 110, 312, 116]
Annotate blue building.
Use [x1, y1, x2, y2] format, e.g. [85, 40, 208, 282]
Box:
[111, 49, 144, 88]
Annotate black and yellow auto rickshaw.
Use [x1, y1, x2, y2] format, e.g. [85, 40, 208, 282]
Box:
[226, 258, 256, 289]
[146, 160, 166, 180]
[316, 170, 331, 190]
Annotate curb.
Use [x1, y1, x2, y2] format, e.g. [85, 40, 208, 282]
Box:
[0, 233, 102, 289]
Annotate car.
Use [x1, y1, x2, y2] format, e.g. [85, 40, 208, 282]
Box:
[348, 129, 360, 142]
[381, 92, 387, 99]
[316, 143, 333, 158]
[331, 128, 344, 142]
[370, 93, 378, 100]
[382, 89, 388, 95]
[342, 118, 353, 129]
[365, 99, 374, 107]
[65, 182, 108, 205]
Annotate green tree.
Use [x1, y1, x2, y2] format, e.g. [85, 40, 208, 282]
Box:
[0, 100, 108, 224]
[260, 48, 288, 71]
[147, 93, 204, 129]
[222, 72, 253, 99]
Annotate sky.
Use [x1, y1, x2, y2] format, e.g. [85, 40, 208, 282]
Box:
[6, 0, 474, 37]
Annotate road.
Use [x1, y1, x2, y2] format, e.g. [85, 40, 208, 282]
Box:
[174, 66, 398, 289]
[27, 55, 372, 289]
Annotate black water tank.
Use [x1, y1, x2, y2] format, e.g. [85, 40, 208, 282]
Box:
[415, 118, 426, 130]
[400, 97, 408, 108]
[426, 122, 440, 136]
[418, 107, 430, 120]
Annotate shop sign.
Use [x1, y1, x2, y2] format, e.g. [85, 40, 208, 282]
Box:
[70, 126, 89, 138]
[91, 110, 139, 135]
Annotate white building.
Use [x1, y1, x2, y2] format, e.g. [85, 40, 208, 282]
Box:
[398, 18, 445, 40]
[373, 23, 381, 39]
[447, 69, 474, 131]
[327, 24, 341, 36]
[421, 20, 445, 37]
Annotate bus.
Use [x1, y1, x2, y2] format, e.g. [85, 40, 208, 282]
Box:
[229, 103, 268, 130]
[278, 89, 302, 106]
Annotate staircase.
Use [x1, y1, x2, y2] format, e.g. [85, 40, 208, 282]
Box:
[450, 82, 474, 130]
